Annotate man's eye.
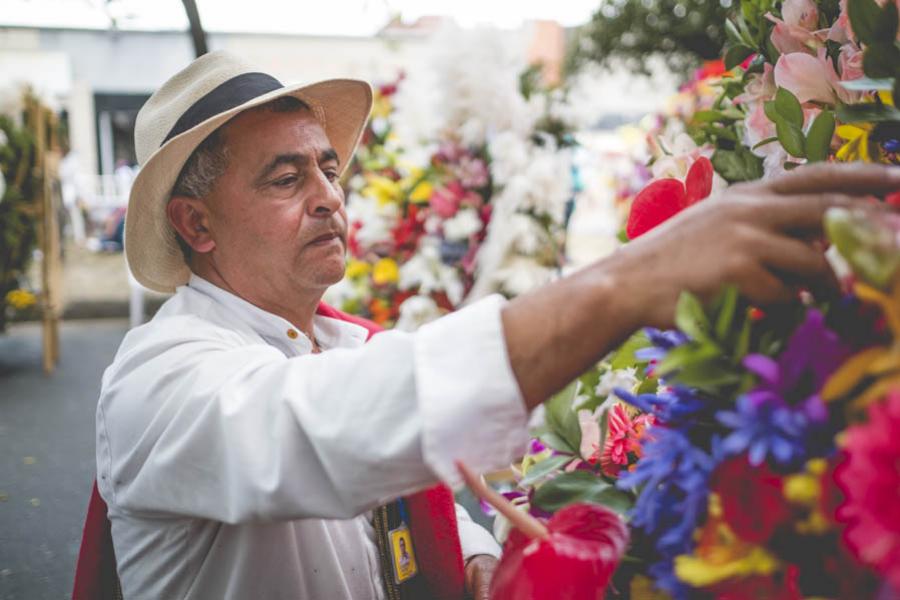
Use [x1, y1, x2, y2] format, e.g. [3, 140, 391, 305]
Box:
[273, 175, 298, 187]
[324, 171, 339, 182]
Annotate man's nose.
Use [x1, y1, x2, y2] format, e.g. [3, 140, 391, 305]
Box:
[307, 172, 344, 216]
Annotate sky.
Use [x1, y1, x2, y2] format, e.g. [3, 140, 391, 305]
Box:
[4, 0, 602, 35]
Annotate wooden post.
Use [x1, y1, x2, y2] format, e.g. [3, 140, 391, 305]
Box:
[27, 95, 62, 374]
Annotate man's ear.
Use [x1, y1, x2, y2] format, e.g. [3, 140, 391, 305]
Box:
[166, 196, 216, 254]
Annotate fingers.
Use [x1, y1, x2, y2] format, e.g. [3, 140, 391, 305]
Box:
[753, 193, 857, 231]
[751, 231, 832, 278]
[766, 163, 900, 196]
[736, 264, 798, 306]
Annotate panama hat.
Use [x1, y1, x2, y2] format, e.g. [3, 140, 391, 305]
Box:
[125, 50, 372, 293]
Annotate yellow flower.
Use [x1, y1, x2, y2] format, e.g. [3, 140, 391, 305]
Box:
[345, 259, 371, 280]
[361, 176, 402, 206]
[836, 124, 872, 162]
[408, 180, 433, 203]
[822, 281, 900, 409]
[674, 494, 780, 587]
[372, 258, 399, 286]
[5, 289, 36, 310]
[371, 92, 392, 120]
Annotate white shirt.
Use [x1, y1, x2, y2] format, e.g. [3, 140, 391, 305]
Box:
[96, 275, 528, 599]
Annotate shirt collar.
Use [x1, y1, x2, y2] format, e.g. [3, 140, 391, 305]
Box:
[186, 274, 369, 355]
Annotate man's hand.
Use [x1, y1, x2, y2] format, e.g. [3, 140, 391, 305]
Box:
[464, 554, 498, 600]
[503, 163, 900, 409]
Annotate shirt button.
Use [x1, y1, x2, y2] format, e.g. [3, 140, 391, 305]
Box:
[286, 329, 299, 340]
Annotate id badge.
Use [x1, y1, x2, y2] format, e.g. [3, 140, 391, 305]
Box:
[389, 524, 418, 584]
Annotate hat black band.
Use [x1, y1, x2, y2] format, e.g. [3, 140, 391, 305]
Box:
[162, 72, 283, 145]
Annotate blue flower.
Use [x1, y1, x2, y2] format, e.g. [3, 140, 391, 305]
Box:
[618, 427, 716, 558]
[717, 394, 810, 468]
[615, 385, 709, 425]
[635, 328, 689, 363]
[716, 309, 849, 468]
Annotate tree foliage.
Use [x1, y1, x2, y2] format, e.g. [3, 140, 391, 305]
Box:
[568, 0, 736, 78]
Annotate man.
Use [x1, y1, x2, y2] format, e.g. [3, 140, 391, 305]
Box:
[80, 51, 900, 600]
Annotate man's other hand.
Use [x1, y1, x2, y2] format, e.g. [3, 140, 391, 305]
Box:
[464, 554, 498, 600]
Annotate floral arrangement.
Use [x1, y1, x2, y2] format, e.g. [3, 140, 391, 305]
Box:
[326, 27, 585, 329]
[494, 1, 900, 598]
[0, 91, 45, 333]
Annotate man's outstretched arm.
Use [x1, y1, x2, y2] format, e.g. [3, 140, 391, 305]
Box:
[504, 163, 900, 409]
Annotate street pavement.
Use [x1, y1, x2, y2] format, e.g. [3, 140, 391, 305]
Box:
[0, 319, 129, 600]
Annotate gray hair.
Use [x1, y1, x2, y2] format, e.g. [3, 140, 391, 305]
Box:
[169, 95, 312, 262]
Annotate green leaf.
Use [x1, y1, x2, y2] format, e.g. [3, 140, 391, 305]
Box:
[752, 136, 779, 150]
[711, 148, 764, 183]
[764, 100, 782, 124]
[774, 87, 804, 127]
[863, 43, 900, 79]
[848, 0, 884, 45]
[610, 330, 651, 370]
[519, 454, 573, 487]
[675, 291, 712, 342]
[805, 111, 836, 163]
[783, 161, 803, 170]
[715, 286, 739, 341]
[532, 471, 633, 514]
[671, 361, 743, 392]
[636, 376, 659, 395]
[776, 119, 807, 158]
[725, 18, 747, 46]
[540, 432, 578, 455]
[655, 342, 722, 377]
[734, 312, 753, 361]
[725, 45, 755, 70]
[836, 102, 900, 123]
[544, 381, 582, 455]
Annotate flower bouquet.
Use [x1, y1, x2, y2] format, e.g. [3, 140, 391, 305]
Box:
[327, 28, 584, 329]
[492, 0, 900, 597]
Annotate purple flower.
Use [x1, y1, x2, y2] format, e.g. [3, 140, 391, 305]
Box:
[635, 328, 689, 364]
[615, 385, 709, 425]
[717, 309, 849, 468]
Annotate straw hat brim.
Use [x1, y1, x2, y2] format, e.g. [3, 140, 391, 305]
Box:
[125, 78, 372, 293]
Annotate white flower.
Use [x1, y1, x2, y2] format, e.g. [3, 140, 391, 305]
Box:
[398, 240, 465, 305]
[346, 194, 397, 247]
[442, 208, 482, 241]
[395, 295, 443, 332]
[493, 256, 556, 297]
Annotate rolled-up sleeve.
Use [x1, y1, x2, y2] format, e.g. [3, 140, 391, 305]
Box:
[415, 295, 529, 485]
[98, 294, 528, 524]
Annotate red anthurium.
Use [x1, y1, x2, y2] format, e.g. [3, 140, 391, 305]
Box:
[457, 462, 629, 600]
[490, 504, 629, 600]
[885, 190, 900, 207]
[626, 156, 714, 239]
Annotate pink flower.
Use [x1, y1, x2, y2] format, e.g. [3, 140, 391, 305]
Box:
[429, 181, 464, 218]
[835, 389, 900, 590]
[577, 409, 601, 463]
[782, 0, 819, 30]
[838, 43, 865, 81]
[599, 404, 654, 476]
[774, 52, 840, 104]
[766, 0, 821, 56]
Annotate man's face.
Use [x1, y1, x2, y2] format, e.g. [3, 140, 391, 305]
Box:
[203, 107, 347, 300]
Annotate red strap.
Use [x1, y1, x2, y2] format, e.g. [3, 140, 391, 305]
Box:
[72, 482, 117, 600]
[72, 303, 465, 599]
